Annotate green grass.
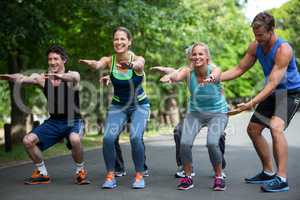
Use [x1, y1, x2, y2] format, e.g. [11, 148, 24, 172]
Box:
[0, 126, 172, 168]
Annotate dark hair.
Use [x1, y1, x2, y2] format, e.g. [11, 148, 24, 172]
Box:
[113, 26, 132, 40]
[251, 12, 275, 31]
[47, 45, 68, 62]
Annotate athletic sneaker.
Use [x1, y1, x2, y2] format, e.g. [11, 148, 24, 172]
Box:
[132, 173, 145, 189]
[24, 170, 50, 185]
[212, 171, 227, 179]
[114, 171, 127, 177]
[213, 177, 226, 191]
[245, 171, 275, 184]
[177, 176, 194, 190]
[102, 173, 117, 189]
[75, 169, 90, 185]
[174, 166, 195, 178]
[143, 170, 149, 177]
[261, 176, 289, 192]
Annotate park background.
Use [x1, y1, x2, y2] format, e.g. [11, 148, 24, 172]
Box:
[0, 0, 299, 165]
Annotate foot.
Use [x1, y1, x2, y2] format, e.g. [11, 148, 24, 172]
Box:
[132, 173, 145, 189]
[102, 173, 117, 189]
[174, 167, 195, 178]
[24, 170, 50, 185]
[143, 170, 150, 177]
[114, 171, 127, 177]
[213, 177, 226, 191]
[75, 169, 90, 185]
[212, 171, 227, 179]
[177, 176, 194, 190]
[261, 176, 289, 193]
[245, 171, 275, 184]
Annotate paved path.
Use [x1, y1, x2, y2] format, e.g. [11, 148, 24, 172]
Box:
[1, 113, 300, 200]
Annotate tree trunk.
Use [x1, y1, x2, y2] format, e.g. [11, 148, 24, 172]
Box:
[8, 50, 29, 144]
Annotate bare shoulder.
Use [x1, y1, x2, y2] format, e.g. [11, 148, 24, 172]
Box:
[277, 43, 292, 55]
[247, 41, 257, 55]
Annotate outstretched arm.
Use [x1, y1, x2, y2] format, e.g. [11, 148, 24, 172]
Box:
[160, 67, 190, 83]
[220, 42, 257, 81]
[45, 71, 80, 83]
[150, 66, 177, 74]
[0, 73, 45, 87]
[79, 56, 110, 70]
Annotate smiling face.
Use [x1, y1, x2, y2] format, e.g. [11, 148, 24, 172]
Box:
[253, 26, 273, 47]
[48, 52, 65, 73]
[113, 30, 132, 54]
[190, 45, 209, 69]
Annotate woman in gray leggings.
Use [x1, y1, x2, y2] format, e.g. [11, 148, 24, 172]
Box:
[160, 42, 228, 191]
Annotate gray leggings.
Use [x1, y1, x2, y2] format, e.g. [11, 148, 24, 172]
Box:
[180, 111, 228, 168]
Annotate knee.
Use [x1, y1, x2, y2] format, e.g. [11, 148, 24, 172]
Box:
[130, 135, 141, 145]
[206, 141, 218, 149]
[69, 134, 81, 148]
[180, 142, 191, 151]
[270, 120, 285, 137]
[103, 135, 115, 145]
[247, 124, 261, 139]
[22, 134, 36, 149]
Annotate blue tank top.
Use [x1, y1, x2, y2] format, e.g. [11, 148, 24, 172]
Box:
[188, 65, 228, 113]
[110, 54, 149, 106]
[256, 37, 300, 90]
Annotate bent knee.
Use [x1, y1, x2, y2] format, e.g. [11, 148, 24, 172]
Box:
[22, 134, 38, 148]
[270, 118, 285, 135]
[247, 123, 263, 137]
[206, 142, 219, 149]
[130, 135, 142, 144]
[69, 134, 81, 147]
[103, 135, 115, 145]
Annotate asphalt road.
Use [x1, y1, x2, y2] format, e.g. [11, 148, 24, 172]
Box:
[1, 112, 299, 200]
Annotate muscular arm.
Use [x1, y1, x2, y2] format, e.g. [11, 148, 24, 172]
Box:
[220, 42, 257, 81]
[250, 43, 292, 106]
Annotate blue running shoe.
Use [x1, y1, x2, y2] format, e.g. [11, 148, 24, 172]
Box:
[132, 173, 145, 189]
[245, 171, 275, 184]
[102, 174, 117, 189]
[261, 176, 289, 192]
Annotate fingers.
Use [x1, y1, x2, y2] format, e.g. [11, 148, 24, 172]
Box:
[227, 108, 242, 116]
[160, 75, 171, 83]
[0, 74, 11, 80]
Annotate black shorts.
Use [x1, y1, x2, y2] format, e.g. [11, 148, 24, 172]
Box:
[250, 89, 300, 129]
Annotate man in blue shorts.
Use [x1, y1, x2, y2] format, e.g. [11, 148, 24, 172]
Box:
[2, 45, 90, 185]
[221, 12, 300, 192]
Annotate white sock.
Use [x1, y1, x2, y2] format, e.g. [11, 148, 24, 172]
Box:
[263, 170, 275, 176]
[35, 161, 48, 176]
[216, 176, 223, 179]
[277, 175, 287, 182]
[75, 162, 85, 173]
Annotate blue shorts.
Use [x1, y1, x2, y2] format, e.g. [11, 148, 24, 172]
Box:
[31, 118, 84, 151]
